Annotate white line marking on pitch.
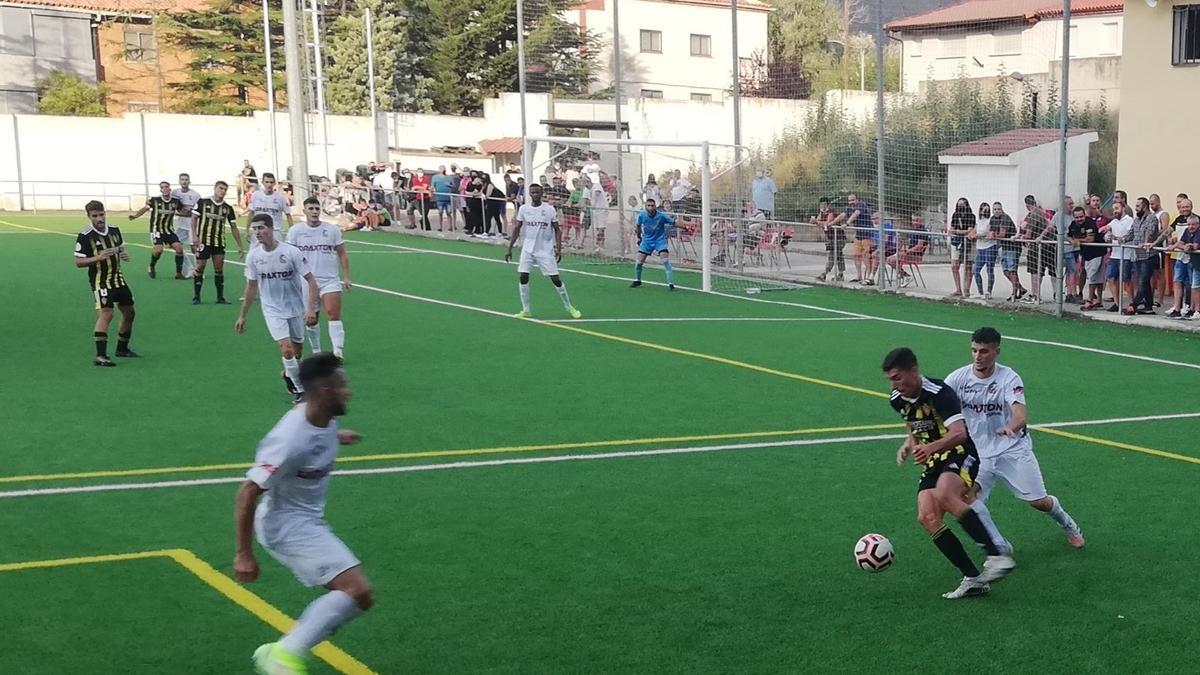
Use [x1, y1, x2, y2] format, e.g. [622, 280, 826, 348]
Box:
[346, 236, 1200, 371]
[549, 317, 867, 324]
[0, 434, 904, 499]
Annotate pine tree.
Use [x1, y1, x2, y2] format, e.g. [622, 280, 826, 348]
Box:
[325, 0, 435, 114]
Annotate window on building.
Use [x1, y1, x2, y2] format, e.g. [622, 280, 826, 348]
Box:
[909, 39, 922, 58]
[124, 28, 157, 62]
[127, 101, 161, 113]
[690, 92, 712, 102]
[1099, 21, 1119, 55]
[31, 13, 91, 61]
[939, 34, 968, 59]
[992, 31, 1022, 56]
[639, 29, 661, 53]
[0, 8, 35, 56]
[1173, 5, 1200, 65]
[690, 34, 711, 57]
[641, 89, 664, 99]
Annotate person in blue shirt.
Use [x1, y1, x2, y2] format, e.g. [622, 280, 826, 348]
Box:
[430, 167, 458, 231]
[632, 198, 677, 290]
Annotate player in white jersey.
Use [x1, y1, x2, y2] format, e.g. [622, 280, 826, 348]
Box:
[246, 172, 293, 246]
[504, 183, 582, 319]
[236, 214, 319, 402]
[287, 196, 352, 359]
[171, 172, 202, 278]
[234, 353, 373, 674]
[945, 327, 1085, 550]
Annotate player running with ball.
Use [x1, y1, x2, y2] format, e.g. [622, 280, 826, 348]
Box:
[883, 347, 1016, 599]
[504, 183, 582, 319]
[945, 327, 1085, 551]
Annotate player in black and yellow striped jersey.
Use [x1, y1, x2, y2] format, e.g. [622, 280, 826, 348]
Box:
[190, 180, 244, 304]
[882, 347, 1014, 600]
[129, 180, 185, 279]
[75, 200, 138, 366]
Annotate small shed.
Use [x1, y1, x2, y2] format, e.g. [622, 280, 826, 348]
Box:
[938, 128, 1099, 217]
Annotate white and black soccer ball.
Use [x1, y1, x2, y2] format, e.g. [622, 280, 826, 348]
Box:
[854, 533, 894, 572]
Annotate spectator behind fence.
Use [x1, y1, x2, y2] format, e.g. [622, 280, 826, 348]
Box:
[464, 173, 484, 236]
[971, 202, 996, 299]
[948, 197, 976, 298]
[889, 213, 928, 287]
[1075, 206, 1106, 310]
[989, 202, 1024, 301]
[668, 169, 692, 205]
[481, 173, 506, 238]
[866, 212, 896, 282]
[813, 197, 842, 282]
[1167, 197, 1193, 316]
[1150, 193, 1172, 306]
[832, 193, 874, 285]
[1103, 200, 1135, 312]
[751, 168, 778, 219]
[1052, 197, 1081, 303]
[643, 174, 662, 205]
[1021, 195, 1056, 305]
[1170, 214, 1200, 318]
[431, 165, 457, 232]
[408, 169, 432, 231]
[1132, 196, 1167, 315]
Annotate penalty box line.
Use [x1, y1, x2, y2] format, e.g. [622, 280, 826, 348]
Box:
[0, 548, 374, 674]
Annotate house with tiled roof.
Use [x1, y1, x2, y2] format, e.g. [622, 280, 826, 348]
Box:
[886, 0, 1124, 106]
[566, 0, 771, 103]
[0, 0, 259, 115]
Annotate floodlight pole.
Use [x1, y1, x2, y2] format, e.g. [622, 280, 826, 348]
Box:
[613, 0, 626, 233]
[874, 0, 886, 289]
[731, 0, 744, 272]
[262, 0, 279, 174]
[309, 0, 331, 179]
[281, 0, 310, 199]
[516, 0, 531, 195]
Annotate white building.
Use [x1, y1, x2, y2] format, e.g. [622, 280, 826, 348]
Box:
[887, 0, 1123, 106]
[566, 0, 772, 102]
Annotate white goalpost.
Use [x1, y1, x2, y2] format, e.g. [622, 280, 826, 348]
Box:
[524, 136, 738, 292]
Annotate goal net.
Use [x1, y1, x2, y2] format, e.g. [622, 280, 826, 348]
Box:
[523, 136, 801, 295]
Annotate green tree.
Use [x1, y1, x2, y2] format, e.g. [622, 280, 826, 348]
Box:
[325, 0, 436, 114]
[754, 0, 840, 98]
[159, 0, 284, 115]
[36, 70, 108, 116]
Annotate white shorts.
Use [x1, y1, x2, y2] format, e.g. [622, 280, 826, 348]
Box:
[175, 223, 192, 246]
[304, 276, 343, 298]
[255, 517, 360, 587]
[264, 313, 304, 343]
[977, 448, 1048, 502]
[518, 248, 559, 276]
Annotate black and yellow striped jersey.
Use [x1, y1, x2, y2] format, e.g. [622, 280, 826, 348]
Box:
[194, 198, 237, 248]
[74, 225, 127, 291]
[147, 196, 182, 234]
[889, 376, 976, 468]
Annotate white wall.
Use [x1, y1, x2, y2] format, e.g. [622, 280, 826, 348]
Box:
[574, 0, 770, 101]
[902, 14, 1123, 95]
[945, 164, 1019, 228]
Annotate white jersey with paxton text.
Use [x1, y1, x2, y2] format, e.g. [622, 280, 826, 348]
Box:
[517, 203, 558, 255]
[245, 242, 307, 318]
[945, 363, 1032, 458]
[250, 190, 291, 231]
[245, 404, 340, 530]
[287, 222, 343, 281]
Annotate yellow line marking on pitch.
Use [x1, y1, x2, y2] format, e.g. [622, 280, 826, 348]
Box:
[1032, 427, 1200, 466]
[0, 548, 374, 674]
[0, 423, 904, 485]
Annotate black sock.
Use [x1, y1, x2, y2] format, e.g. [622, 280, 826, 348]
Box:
[957, 508, 1000, 556]
[193, 273, 204, 299]
[94, 331, 108, 358]
[175, 254, 184, 273]
[150, 252, 161, 270]
[932, 526, 980, 578]
[214, 272, 225, 299]
[117, 330, 131, 353]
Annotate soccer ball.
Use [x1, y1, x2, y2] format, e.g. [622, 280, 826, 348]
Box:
[854, 533, 894, 572]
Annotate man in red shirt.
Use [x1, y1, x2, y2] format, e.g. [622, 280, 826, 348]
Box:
[408, 168, 432, 231]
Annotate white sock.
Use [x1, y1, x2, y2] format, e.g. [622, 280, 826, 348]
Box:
[328, 320, 345, 353]
[1046, 495, 1080, 534]
[279, 590, 362, 656]
[555, 283, 572, 309]
[518, 283, 531, 312]
[283, 356, 303, 392]
[305, 324, 323, 352]
[183, 252, 196, 277]
[970, 499, 1011, 553]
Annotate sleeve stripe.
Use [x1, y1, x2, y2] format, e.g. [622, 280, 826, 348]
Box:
[944, 413, 964, 427]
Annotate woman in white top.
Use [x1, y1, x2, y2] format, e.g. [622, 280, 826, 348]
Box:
[643, 175, 662, 206]
[971, 202, 997, 298]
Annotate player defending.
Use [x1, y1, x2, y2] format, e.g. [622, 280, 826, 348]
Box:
[236, 214, 318, 401]
[945, 327, 1085, 550]
[287, 196, 352, 358]
[234, 353, 373, 674]
[882, 347, 1015, 599]
[191, 180, 244, 304]
[631, 198, 676, 290]
[128, 181, 185, 278]
[246, 172, 293, 246]
[171, 173, 201, 278]
[504, 183, 582, 319]
[75, 200, 138, 365]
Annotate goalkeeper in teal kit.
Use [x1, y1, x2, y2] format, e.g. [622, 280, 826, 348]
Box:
[631, 198, 677, 290]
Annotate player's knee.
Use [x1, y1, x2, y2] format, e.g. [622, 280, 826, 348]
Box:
[350, 585, 374, 611]
[1028, 496, 1053, 512]
[916, 509, 941, 532]
[549, 275, 563, 287]
[519, 272, 530, 284]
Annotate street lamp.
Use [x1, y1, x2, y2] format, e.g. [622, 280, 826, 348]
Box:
[1010, 71, 1038, 127]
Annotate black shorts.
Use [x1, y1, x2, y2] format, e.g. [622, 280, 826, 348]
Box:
[1025, 244, 1057, 276]
[196, 244, 226, 260]
[94, 285, 134, 310]
[917, 449, 979, 492]
[151, 230, 180, 246]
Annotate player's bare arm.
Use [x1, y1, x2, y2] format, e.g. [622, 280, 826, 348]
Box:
[129, 203, 150, 220]
[75, 247, 116, 268]
[235, 280, 259, 333]
[229, 220, 245, 257]
[338, 429, 361, 445]
[233, 480, 265, 582]
[896, 428, 917, 466]
[303, 272, 319, 326]
[998, 402, 1028, 437]
[335, 243, 352, 290]
[912, 419, 968, 464]
[504, 220, 524, 262]
[552, 220, 563, 261]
